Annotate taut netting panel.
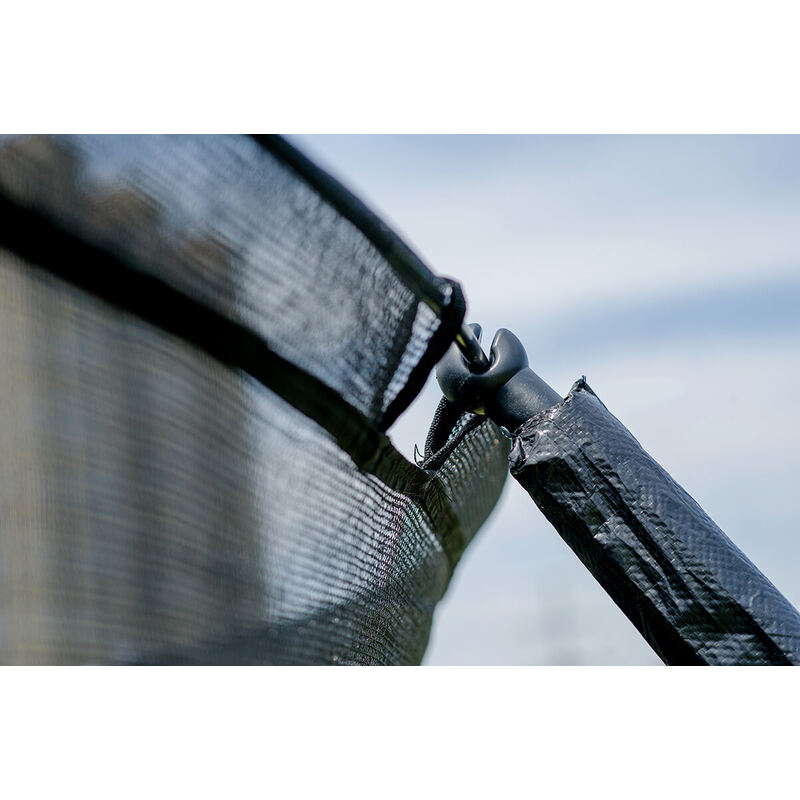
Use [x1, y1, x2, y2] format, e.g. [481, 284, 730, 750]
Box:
[0, 135, 508, 664]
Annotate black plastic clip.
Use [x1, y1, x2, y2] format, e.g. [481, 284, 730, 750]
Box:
[438, 323, 562, 432]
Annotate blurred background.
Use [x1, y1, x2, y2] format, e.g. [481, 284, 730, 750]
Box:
[294, 135, 800, 665]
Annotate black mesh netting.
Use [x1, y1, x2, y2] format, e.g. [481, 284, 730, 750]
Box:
[0, 135, 509, 664]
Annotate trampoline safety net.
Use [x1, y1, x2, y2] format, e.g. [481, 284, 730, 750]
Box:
[0, 134, 509, 665]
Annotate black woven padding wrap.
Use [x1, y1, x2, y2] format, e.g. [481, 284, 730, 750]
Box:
[510, 379, 800, 666]
[0, 135, 508, 664]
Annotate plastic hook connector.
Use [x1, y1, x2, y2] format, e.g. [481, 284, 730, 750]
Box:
[438, 324, 563, 432]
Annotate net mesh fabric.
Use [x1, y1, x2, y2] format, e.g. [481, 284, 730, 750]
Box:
[0, 135, 508, 665]
[0, 134, 450, 427]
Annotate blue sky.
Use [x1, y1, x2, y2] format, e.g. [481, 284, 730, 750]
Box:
[295, 135, 800, 665]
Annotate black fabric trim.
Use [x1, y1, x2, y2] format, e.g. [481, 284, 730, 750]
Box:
[420, 395, 485, 470]
[420, 415, 486, 473]
[424, 397, 465, 461]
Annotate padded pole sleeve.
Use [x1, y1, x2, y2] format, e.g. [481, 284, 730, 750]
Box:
[509, 379, 800, 665]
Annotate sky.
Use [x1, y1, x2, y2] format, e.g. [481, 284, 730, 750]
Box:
[294, 135, 800, 665]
